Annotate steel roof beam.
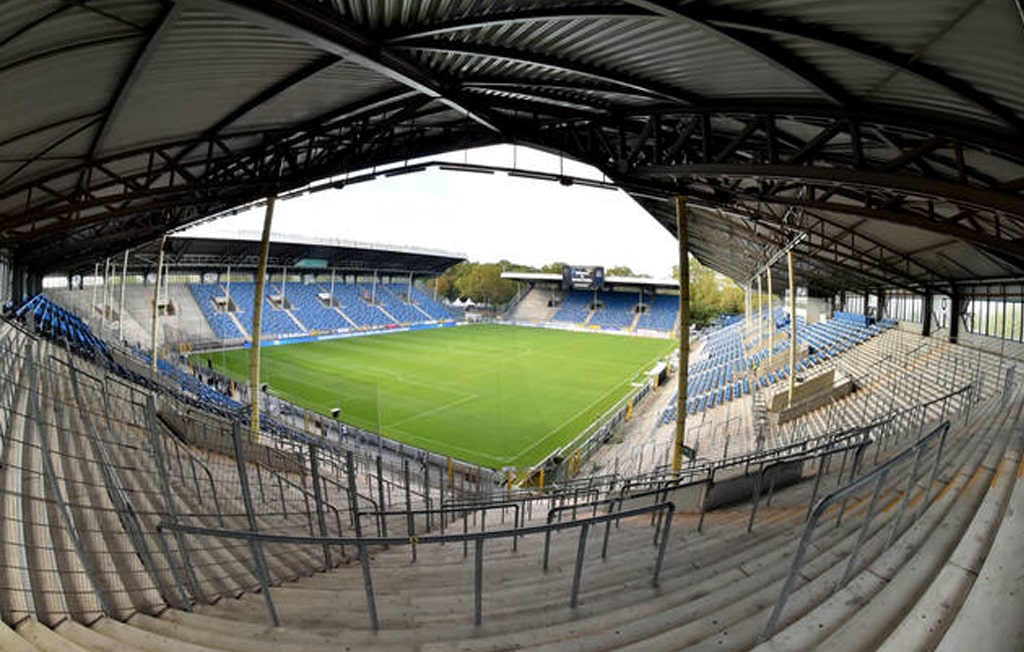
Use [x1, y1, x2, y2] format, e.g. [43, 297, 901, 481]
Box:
[687, 5, 1024, 134]
[620, 0, 853, 106]
[80, 4, 180, 192]
[398, 41, 704, 106]
[386, 6, 652, 41]
[168, 53, 341, 169]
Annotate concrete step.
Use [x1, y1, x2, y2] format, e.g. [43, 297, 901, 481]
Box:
[15, 619, 92, 652]
[0, 619, 39, 652]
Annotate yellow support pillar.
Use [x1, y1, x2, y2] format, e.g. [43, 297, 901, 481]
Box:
[149, 235, 166, 374]
[672, 196, 690, 473]
[249, 196, 276, 439]
[787, 251, 797, 408]
[538, 467, 545, 492]
[757, 274, 763, 348]
[767, 265, 774, 362]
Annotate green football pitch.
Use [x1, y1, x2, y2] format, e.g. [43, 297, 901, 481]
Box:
[206, 324, 675, 469]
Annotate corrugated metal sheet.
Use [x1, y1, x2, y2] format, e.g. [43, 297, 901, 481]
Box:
[420, 16, 819, 101]
[711, 0, 975, 52]
[0, 37, 134, 161]
[0, 0, 1020, 280]
[230, 60, 403, 133]
[104, 5, 323, 152]
[919, 0, 1024, 122]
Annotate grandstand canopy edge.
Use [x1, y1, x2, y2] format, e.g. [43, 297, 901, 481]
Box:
[111, 236, 465, 279]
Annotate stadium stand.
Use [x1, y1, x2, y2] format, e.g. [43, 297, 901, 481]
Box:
[548, 289, 680, 334]
[187, 281, 454, 340]
[635, 294, 678, 332]
[552, 290, 593, 324]
[190, 283, 247, 340]
[587, 291, 640, 330]
[280, 282, 352, 333]
[1, 294, 1020, 651]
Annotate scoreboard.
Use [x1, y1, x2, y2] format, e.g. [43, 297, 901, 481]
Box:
[562, 265, 605, 290]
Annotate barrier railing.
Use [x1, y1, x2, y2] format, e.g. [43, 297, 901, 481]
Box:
[159, 500, 675, 630]
[758, 420, 951, 643]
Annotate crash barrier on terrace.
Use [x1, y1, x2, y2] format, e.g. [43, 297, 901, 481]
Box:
[603, 382, 978, 537]
[158, 499, 676, 630]
[760, 420, 953, 641]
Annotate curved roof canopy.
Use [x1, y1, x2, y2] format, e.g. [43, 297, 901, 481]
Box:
[2, 0, 1023, 294]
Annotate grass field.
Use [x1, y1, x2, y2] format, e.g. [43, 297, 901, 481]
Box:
[206, 324, 675, 469]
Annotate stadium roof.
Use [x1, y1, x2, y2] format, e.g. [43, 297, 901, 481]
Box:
[2, 1, 1023, 296]
[120, 234, 465, 276]
[502, 272, 679, 289]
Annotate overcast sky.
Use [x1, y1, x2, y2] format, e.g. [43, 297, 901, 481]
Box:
[183, 145, 680, 278]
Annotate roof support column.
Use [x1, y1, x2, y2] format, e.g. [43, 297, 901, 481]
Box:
[949, 285, 961, 345]
[250, 195, 276, 439]
[150, 236, 166, 373]
[767, 266, 774, 362]
[118, 249, 129, 341]
[757, 273, 763, 350]
[672, 196, 689, 473]
[103, 257, 112, 323]
[787, 252, 797, 408]
[91, 262, 100, 318]
[922, 290, 933, 337]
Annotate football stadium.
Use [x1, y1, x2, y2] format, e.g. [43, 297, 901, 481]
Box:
[1, 2, 1023, 651]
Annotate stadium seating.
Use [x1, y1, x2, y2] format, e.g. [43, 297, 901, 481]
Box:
[189, 280, 454, 339]
[278, 282, 352, 333]
[587, 291, 640, 329]
[0, 295, 1020, 651]
[635, 294, 678, 332]
[552, 290, 592, 324]
[190, 283, 247, 339]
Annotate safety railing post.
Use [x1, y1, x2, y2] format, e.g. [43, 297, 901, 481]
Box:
[309, 445, 332, 569]
[474, 537, 484, 626]
[231, 420, 279, 627]
[345, 450, 379, 631]
[27, 347, 115, 618]
[570, 522, 591, 609]
[376, 456, 388, 537]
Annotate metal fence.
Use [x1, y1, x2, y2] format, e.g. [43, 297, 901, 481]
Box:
[758, 420, 952, 642]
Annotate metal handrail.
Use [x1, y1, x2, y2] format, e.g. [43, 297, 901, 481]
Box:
[357, 501, 522, 558]
[251, 459, 346, 540]
[759, 420, 951, 643]
[159, 500, 675, 631]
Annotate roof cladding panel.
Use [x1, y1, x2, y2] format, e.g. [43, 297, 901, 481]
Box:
[0, 1, 142, 70]
[761, 36, 915, 98]
[0, 37, 134, 162]
[102, 6, 325, 153]
[865, 70, 998, 128]
[920, 0, 1024, 121]
[711, 0, 980, 51]
[0, 0, 1022, 288]
[0, 124, 98, 198]
[228, 60, 404, 133]
[422, 16, 822, 101]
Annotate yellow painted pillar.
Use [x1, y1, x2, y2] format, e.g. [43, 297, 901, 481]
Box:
[250, 196, 276, 438]
[787, 251, 797, 408]
[672, 196, 690, 473]
[757, 273, 763, 348]
[150, 235, 166, 373]
[767, 265, 774, 362]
